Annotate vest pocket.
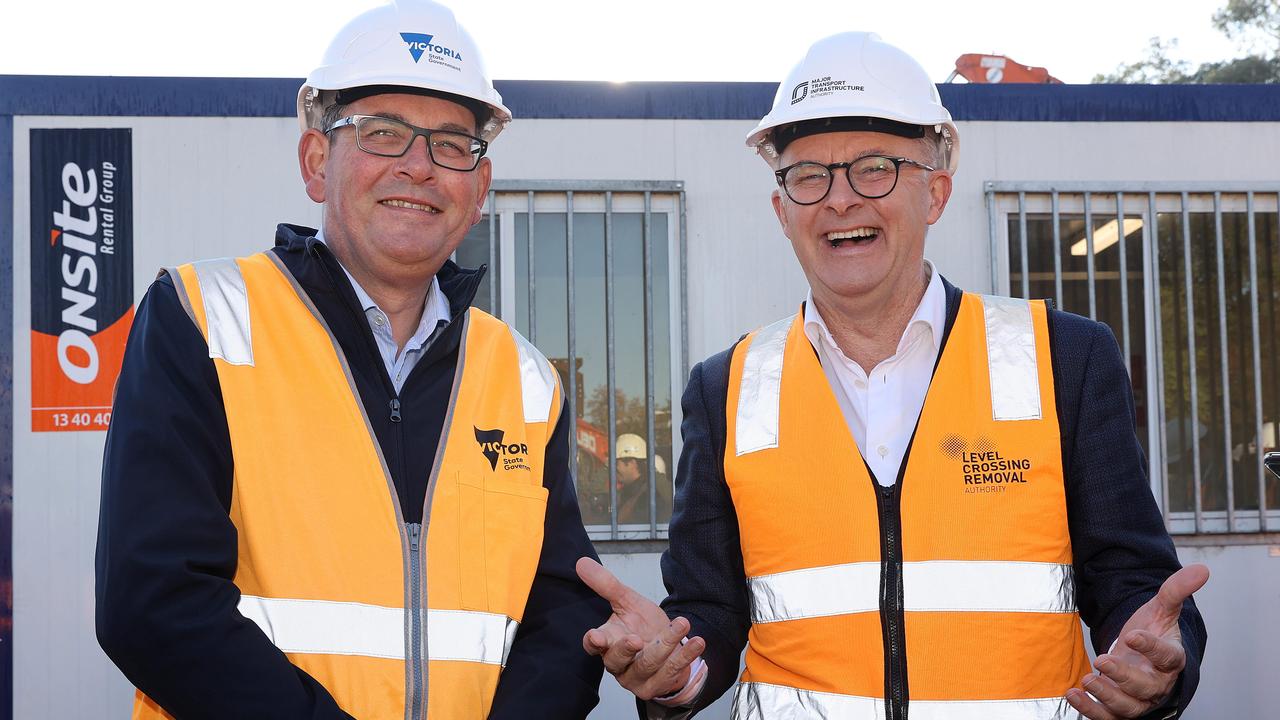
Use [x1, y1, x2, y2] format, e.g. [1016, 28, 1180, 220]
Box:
[458, 475, 549, 617]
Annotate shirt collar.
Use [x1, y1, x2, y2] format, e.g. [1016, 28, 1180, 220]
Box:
[315, 228, 450, 341]
[803, 259, 945, 361]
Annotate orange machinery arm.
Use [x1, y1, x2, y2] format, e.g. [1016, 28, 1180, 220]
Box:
[949, 53, 1063, 84]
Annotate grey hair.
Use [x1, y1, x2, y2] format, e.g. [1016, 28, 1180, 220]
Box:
[320, 102, 347, 139]
[917, 127, 947, 169]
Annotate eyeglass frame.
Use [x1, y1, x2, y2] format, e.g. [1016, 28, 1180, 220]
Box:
[325, 114, 489, 172]
[773, 155, 936, 205]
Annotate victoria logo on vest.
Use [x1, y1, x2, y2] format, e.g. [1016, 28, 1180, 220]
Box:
[474, 426, 530, 472]
[939, 434, 1033, 495]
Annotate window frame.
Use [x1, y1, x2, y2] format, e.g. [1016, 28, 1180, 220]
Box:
[988, 181, 1280, 536]
[464, 180, 688, 542]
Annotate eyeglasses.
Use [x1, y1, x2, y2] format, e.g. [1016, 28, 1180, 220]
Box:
[326, 114, 488, 172]
[774, 155, 935, 205]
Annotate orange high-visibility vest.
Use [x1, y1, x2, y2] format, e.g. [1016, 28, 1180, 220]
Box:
[724, 293, 1091, 720]
[132, 253, 560, 720]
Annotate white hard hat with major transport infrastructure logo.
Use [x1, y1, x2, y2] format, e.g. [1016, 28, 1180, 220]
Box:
[746, 32, 959, 173]
[297, 0, 512, 141]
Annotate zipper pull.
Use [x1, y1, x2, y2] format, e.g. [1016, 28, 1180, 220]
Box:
[389, 398, 402, 423]
[407, 522, 421, 551]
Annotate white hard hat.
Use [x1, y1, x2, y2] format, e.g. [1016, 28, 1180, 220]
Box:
[616, 433, 647, 460]
[297, 0, 512, 142]
[746, 32, 959, 173]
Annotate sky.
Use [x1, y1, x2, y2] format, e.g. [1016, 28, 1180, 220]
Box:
[2, 0, 1247, 84]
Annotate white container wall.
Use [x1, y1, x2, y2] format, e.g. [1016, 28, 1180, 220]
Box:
[3, 78, 1277, 719]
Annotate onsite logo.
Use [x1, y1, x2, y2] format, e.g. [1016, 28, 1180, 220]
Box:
[400, 32, 463, 65]
[474, 426, 530, 472]
[29, 128, 133, 433]
[790, 81, 808, 105]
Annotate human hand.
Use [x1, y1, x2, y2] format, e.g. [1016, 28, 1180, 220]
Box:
[1065, 564, 1209, 719]
[575, 557, 706, 700]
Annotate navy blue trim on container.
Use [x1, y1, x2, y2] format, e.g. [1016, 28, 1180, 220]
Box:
[3, 75, 1280, 122]
[0, 111, 13, 720]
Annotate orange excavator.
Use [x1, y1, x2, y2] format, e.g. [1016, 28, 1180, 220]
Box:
[946, 53, 1062, 84]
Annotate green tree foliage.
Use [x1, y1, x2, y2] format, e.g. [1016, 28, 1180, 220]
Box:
[1094, 0, 1279, 83]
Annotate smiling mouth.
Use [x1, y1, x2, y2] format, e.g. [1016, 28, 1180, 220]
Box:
[381, 199, 440, 213]
[826, 227, 880, 247]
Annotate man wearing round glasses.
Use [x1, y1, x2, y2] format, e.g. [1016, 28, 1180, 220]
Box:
[96, 1, 608, 718]
[578, 32, 1207, 720]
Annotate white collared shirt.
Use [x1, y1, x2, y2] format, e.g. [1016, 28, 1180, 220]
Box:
[316, 230, 451, 393]
[802, 261, 946, 485]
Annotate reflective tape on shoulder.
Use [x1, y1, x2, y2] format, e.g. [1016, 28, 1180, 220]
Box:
[193, 257, 253, 366]
[735, 315, 796, 456]
[732, 682, 1080, 720]
[748, 560, 1075, 623]
[239, 596, 519, 666]
[982, 295, 1041, 421]
[508, 325, 557, 424]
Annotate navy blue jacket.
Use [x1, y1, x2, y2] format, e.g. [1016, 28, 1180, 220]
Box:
[95, 224, 609, 719]
[656, 278, 1207, 719]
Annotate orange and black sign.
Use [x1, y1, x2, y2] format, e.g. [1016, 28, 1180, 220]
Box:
[29, 129, 133, 432]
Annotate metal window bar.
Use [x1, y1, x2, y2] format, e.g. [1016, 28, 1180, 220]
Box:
[1213, 193, 1235, 532]
[1247, 193, 1269, 532]
[1084, 192, 1097, 320]
[988, 183, 1280, 535]
[1052, 191, 1063, 309]
[643, 191, 659, 537]
[1180, 192, 1204, 533]
[605, 190, 618, 539]
[566, 191, 577, 486]
[679, 190, 690, 383]
[526, 191, 536, 344]
[1118, 192, 1131, 371]
[488, 190, 497, 313]
[1018, 191, 1029, 299]
[1149, 191, 1170, 516]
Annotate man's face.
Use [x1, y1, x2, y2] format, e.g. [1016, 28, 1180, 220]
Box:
[299, 92, 491, 286]
[616, 457, 641, 485]
[770, 130, 951, 308]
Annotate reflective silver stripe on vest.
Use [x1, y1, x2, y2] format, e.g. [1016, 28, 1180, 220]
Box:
[193, 257, 254, 366]
[749, 560, 1075, 624]
[239, 596, 519, 666]
[735, 315, 796, 456]
[749, 561, 880, 623]
[982, 295, 1041, 421]
[508, 325, 557, 424]
[732, 682, 1081, 720]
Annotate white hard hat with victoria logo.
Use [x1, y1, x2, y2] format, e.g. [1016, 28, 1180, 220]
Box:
[746, 32, 959, 173]
[297, 0, 512, 142]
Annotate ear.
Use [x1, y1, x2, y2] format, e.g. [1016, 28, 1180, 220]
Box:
[770, 187, 791, 237]
[298, 129, 330, 204]
[925, 171, 953, 225]
[470, 157, 494, 226]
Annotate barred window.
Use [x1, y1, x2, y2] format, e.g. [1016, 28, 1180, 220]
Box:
[457, 181, 687, 541]
[990, 184, 1280, 534]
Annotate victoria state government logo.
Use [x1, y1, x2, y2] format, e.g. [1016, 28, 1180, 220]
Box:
[939, 434, 1033, 495]
[474, 426, 530, 472]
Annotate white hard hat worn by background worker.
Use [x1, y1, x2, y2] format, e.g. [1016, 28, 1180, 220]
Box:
[297, 0, 512, 141]
[615, 433, 647, 460]
[745, 31, 960, 173]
